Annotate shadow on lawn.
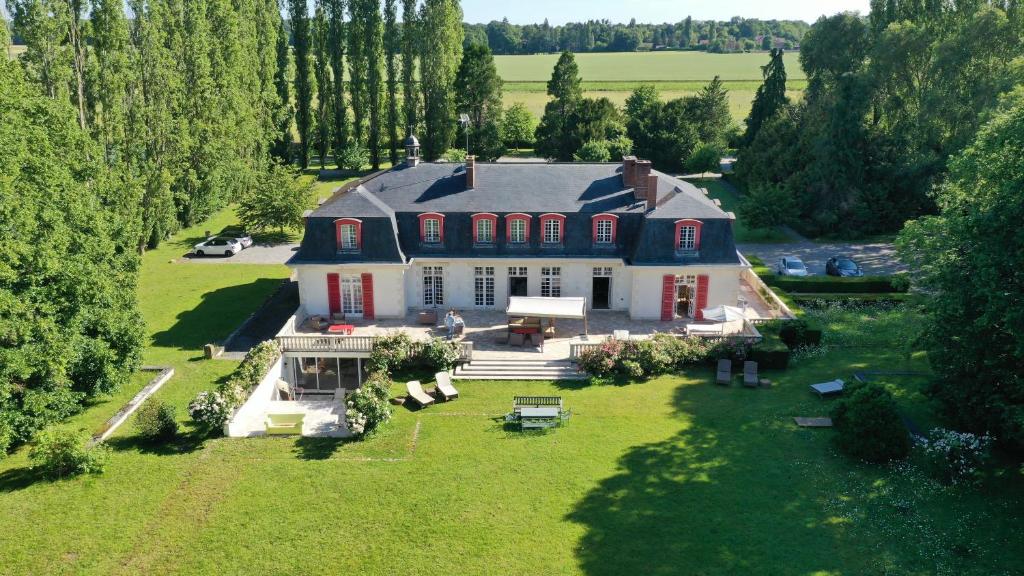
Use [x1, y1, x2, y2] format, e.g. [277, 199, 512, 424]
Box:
[106, 429, 208, 456]
[565, 381, 847, 575]
[292, 437, 354, 460]
[0, 466, 38, 493]
[150, 278, 284, 350]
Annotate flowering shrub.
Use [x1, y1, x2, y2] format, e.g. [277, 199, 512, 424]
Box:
[918, 428, 993, 486]
[188, 391, 233, 433]
[345, 373, 393, 437]
[577, 334, 715, 380]
[418, 338, 461, 372]
[367, 332, 459, 374]
[366, 332, 414, 374]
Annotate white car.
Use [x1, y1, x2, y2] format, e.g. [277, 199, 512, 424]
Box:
[776, 256, 809, 276]
[193, 236, 242, 257]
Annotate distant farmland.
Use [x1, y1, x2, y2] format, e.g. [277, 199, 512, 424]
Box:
[497, 51, 806, 122]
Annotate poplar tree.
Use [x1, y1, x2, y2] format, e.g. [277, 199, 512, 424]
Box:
[400, 0, 419, 136]
[347, 0, 366, 146]
[86, 0, 136, 164]
[363, 0, 385, 169]
[419, 0, 463, 160]
[313, 2, 332, 168]
[384, 0, 400, 164]
[289, 0, 314, 168]
[325, 0, 348, 156]
[271, 15, 293, 162]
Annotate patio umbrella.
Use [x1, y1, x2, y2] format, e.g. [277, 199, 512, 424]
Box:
[701, 305, 746, 322]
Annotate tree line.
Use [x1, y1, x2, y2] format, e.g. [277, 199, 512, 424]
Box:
[463, 16, 809, 54]
[735, 2, 1024, 237]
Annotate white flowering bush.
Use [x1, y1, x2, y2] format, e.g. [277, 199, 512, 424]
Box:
[345, 373, 393, 437]
[188, 391, 233, 433]
[918, 428, 993, 486]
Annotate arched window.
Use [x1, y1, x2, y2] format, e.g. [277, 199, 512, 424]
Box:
[674, 219, 703, 252]
[539, 213, 566, 245]
[418, 212, 445, 244]
[505, 213, 531, 244]
[591, 213, 618, 244]
[471, 213, 498, 244]
[334, 218, 362, 251]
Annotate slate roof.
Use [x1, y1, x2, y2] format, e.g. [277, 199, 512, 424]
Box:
[292, 161, 739, 266]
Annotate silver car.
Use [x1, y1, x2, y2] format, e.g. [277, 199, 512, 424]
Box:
[776, 256, 809, 276]
[193, 236, 242, 257]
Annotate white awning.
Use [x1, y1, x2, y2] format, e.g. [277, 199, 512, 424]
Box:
[506, 296, 587, 320]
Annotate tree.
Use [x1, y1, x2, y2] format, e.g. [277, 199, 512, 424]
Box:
[534, 51, 584, 160]
[742, 48, 788, 146]
[419, 0, 463, 160]
[574, 140, 610, 162]
[312, 2, 332, 168]
[400, 0, 419, 136]
[454, 43, 505, 160]
[346, 0, 365, 146]
[682, 16, 692, 47]
[383, 0, 399, 165]
[831, 382, 911, 463]
[0, 59, 143, 454]
[502, 102, 536, 150]
[897, 92, 1024, 450]
[271, 15, 294, 162]
[289, 0, 314, 168]
[359, 0, 384, 169]
[684, 142, 722, 179]
[625, 84, 660, 161]
[693, 76, 730, 147]
[325, 0, 348, 159]
[739, 183, 797, 228]
[237, 162, 313, 234]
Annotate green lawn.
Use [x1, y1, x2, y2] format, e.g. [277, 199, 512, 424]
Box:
[688, 178, 793, 243]
[1, 199, 1022, 574]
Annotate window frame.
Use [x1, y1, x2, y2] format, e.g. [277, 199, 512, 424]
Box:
[334, 218, 362, 251]
[591, 213, 618, 245]
[418, 212, 445, 244]
[471, 213, 498, 245]
[673, 219, 703, 253]
[539, 213, 566, 245]
[505, 213, 531, 244]
[540, 266, 562, 297]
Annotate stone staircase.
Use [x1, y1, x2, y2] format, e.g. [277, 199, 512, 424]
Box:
[452, 358, 586, 380]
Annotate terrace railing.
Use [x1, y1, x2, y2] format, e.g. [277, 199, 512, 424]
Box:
[277, 335, 376, 354]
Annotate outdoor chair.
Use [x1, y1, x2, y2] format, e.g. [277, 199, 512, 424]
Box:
[265, 413, 304, 435]
[743, 361, 759, 388]
[716, 359, 732, 385]
[329, 312, 346, 325]
[810, 379, 845, 397]
[406, 380, 435, 408]
[509, 332, 525, 347]
[529, 332, 544, 351]
[434, 372, 459, 401]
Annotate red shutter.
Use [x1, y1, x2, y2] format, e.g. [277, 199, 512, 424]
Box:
[695, 274, 709, 320]
[361, 273, 375, 319]
[660, 274, 675, 321]
[327, 273, 341, 315]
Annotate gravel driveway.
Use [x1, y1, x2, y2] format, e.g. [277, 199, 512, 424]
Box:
[181, 242, 300, 265]
[737, 241, 906, 276]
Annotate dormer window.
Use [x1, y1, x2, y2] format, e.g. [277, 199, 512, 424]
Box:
[471, 213, 498, 245]
[591, 214, 618, 245]
[674, 219, 703, 253]
[506, 213, 531, 244]
[335, 218, 362, 251]
[539, 213, 566, 245]
[418, 212, 445, 244]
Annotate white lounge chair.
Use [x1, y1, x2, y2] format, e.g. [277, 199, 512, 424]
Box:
[434, 372, 459, 401]
[810, 379, 845, 397]
[406, 380, 435, 408]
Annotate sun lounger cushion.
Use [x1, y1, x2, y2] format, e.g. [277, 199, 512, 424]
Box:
[810, 379, 845, 396]
[434, 372, 459, 401]
[406, 380, 435, 407]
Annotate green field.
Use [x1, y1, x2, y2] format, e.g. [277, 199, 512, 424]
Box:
[494, 51, 806, 82]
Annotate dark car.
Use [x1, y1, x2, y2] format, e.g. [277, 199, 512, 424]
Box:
[826, 256, 864, 277]
[220, 228, 253, 249]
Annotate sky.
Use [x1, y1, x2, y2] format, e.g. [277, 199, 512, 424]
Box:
[460, 0, 873, 25]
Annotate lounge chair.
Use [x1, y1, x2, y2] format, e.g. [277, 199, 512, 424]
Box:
[265, 413, 304, 435]
[716, 359, 732, 385]
[434, 372, 459, 401]
[810, 379, 845, 397]
[406, 380, 435, 408]
[743, 361, 759, 388]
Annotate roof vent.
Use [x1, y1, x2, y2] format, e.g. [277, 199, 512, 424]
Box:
[404, 131, 420, 167]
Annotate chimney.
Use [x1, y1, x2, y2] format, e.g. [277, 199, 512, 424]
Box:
[465, 155, 476, 189]
[634, 159, 652, 204]
[645, 174, 659, 212]
[622, 155, 637, 188]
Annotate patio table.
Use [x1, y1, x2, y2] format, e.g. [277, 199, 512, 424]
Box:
[327, 324, 355, 335]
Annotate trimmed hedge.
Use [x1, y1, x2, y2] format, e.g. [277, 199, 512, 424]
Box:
[763, 274, 908, 294]
[749, 340, 790, 370]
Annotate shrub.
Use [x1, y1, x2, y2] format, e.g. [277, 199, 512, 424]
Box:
[345, 373, 393, 436]
[748, 339, 790, 369]
[367, 332, 414, 374]
[134, 401, 178, 442]
[574, 140, 611, 162]
[577, 334, 716, 379]
[764, 275, 908, 294]
[442, 148, 467, 163]
[188, 391, 233, 433]
[417, 338, 461, 372]
[831, 382, 910, 463]
[918, 428, 993, 486]
[29, 429, 109, 479]
[777, 319, 823, 349]
[337, 144, 369, 171]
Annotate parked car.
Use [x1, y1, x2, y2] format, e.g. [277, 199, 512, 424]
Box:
[826, 256, 864, 277]
[221, 229, 253, 249]
[775, 256, 809, 276]
[193, 236, 242, 257]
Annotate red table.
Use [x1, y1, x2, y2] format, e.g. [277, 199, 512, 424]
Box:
[327, 324, 355, 335]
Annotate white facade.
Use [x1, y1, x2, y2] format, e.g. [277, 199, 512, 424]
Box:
[292, 258, 745, 321]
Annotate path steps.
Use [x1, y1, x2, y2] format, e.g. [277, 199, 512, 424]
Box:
[453, 358, 586, 381]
